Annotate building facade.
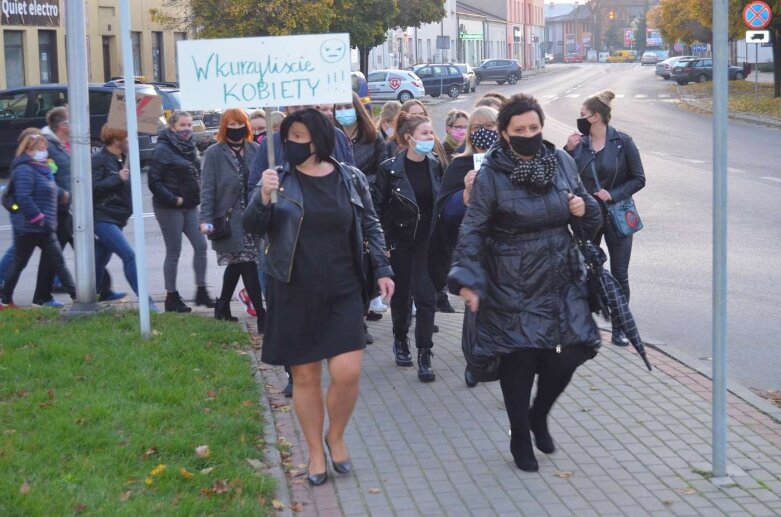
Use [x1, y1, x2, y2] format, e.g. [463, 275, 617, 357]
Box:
[0, 0, 187, 90]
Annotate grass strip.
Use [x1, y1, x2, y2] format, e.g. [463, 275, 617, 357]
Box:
[677, 81, 781, 118]
[0, 310, 275, 516]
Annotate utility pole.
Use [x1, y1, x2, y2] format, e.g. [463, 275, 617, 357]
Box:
[65, 0, 98, 315]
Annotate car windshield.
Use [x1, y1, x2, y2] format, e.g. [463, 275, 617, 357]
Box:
[160, 90, 181, 111]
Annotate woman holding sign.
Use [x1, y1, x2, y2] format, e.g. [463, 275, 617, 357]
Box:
[242, 109, 393, 486]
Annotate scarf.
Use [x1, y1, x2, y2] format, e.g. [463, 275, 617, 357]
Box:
[503, 142, 557, 190]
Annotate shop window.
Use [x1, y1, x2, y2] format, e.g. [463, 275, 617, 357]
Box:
[4, 31, 25, 89]
[131, 32, 142, 76]
[152, 31, 164, 82]
[38, 30, 59, 84]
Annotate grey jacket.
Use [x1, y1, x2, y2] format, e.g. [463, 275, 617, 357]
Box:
[200, 141, 259, 254]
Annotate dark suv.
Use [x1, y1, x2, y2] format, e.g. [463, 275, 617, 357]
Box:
[0, 83, 161, 173]
[670, 58, 746, 85]
[410, 64, 465, 98]
[473, 59, 523, 85]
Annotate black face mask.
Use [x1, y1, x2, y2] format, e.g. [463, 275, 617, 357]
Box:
[577, 116, 592, 135]
[284, 140, 314, 167]
[508, 133, 544, 157]
[226, 126, 247, 142]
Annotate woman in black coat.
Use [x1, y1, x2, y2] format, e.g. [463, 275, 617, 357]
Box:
[564, 90, 646, 346]
[448, 94, 603, 472]
[199, 109, 264, 328]
[148, 111, 213, 313]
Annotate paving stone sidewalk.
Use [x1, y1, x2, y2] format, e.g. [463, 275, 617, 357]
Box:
[255, 301, 781, 517]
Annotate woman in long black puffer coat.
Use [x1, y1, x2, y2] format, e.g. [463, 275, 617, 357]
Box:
[448, 94, 603, 473]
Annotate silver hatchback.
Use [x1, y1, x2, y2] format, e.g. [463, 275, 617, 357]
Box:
[367, 69, 426, 103]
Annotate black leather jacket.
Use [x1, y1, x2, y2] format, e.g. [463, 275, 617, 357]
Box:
[371, 152, 443, 245]
[567, 126, 645, 203]
[241, 159, 393, 286]
[148, 129, 202, 208]
[92, 148, 132, 227]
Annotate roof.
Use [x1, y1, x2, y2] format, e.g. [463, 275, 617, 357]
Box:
[456, 2, 504, 23]
[546, 4, 592, 22]
[545, 2, 576, 19]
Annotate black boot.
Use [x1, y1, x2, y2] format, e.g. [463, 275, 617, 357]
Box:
[393, 337, 413, 367]
[364, 322, 374, 345]
[165, 291, 192, 313]
[510, 430, 539, 472]
[194, 286, 216, 308]
[465, 367, 478, 388]
[214, 298, 238, 322]
[256, 307, 266, 334]
[417, 348, 435, 383]
[529, 406, 555, 454]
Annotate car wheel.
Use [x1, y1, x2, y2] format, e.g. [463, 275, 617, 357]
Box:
[448, 85, 460, 99]
[507, 73, 519, 85]
[697, 74, 708, 83]
[663, 75, 670, 80]
[734, 71, 744, 80]
[431, 92, 440, 98]
[398, 91, 413, 103]
[676, 80, 687, 85]
[497, 80, 506, 85]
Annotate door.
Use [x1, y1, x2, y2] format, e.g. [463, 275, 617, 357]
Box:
[367, 71, 389, 99]
[485, 60, 501, 80]
[102, 36, 112, 82]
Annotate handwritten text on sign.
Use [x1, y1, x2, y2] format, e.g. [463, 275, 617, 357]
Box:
[177, 33, 352, 109]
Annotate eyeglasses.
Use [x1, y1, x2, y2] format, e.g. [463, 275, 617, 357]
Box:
[450, 124, 468, 130]
[469, 121, 496, 132]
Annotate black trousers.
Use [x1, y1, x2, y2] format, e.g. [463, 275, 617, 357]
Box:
[219, 260, 264, 312]
[498, 347, 589, 444]
[389, 239, 435, 348]
[596, 221, 633, 330]
[2, 232, 76, 303]
[33, 211, 112, 303]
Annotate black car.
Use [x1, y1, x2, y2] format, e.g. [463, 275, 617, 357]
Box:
[0, 83, 161, 173]
[472, 59, 523, 85]
[670, 58, 747, 85]
[411, 64, 465, 99]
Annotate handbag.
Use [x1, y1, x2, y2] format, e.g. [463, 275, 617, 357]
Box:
[1, 175, 18, 213]
[589, 159, 642, 237]
[461, 310, 500, 382]
[207, 208, 232, 241]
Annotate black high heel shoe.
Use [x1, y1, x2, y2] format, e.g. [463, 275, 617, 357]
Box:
[307, 456, 328, 486]
[325, 438, 353, 475]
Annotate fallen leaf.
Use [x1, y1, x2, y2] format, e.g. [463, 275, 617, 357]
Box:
[207, 390, 217, 399]
[74, 503, 87, 515]
[19, 480, 30, 494]
[289, 502, 305, 512]
[179, 467, 194, 480]
[677, 487, 697, 495]
[589, 385, 599, 391]
[288, 469, 304, 478]
[272, 499, 285, 510]
[143, 447, 158, 459]
[200, 467, 215, 475]
[48, 389, 55, 400]
[554, 470, 575, 479]
[291, 479, 306, 485]
[144, 477, 154, 487]
[368, 487, 381, 494]
[212, 479, 231, 494]
[83, 353, 92, 364]
[150, 464, 166, 476]
[195, 445, 211, 458]
[246, 458, 264, 471]
[151, 329, 161, 336]
[120, 491, 132, 502]
[257, 495, 267, 505]
[242, 400, 255, 407]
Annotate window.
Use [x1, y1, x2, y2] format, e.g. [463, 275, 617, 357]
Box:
[368, 72, 386, 82]
[38, 30, 58, 83]
[88, 90, 113, 116]
[4, 31, 26, 89]
[152, 32, 165, 82]
[31, 90, 67, 117]
[131, 32, 142, 75]
[0, 92, 28, 119]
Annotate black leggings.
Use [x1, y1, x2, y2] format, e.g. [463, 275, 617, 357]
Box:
[596, 222, 632, 331]
[219, 261, 264, 312]
[2, 232, 76, 303]
[498, 347, 590, 441]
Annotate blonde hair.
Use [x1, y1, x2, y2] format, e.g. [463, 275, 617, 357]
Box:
[583, 90, 616, 123]
[458, 107, 498, 157]
[378, 101, 401, 125]
[249, 110, 266, 120]
[16, 129, 46, 157]
[269, 111, 285, 130]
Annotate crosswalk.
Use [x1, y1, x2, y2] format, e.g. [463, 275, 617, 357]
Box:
[542, 92, 675, 101]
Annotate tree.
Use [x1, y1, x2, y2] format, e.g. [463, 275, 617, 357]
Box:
[331, 0, 399, 76]
[392, 0, 445, 30]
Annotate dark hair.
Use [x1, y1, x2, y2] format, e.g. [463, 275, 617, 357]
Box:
[46, 106, 68, 130]
[583, 90, 616, 124]
[279, 108, 335, 162]
[335, 92, 377, 145]
[167, 111, 192, 128]
[497, 93, 545, 133]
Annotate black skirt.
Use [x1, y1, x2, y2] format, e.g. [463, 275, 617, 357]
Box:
[261, 275, 366, 366]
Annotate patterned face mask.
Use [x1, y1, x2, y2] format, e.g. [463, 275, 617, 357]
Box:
[470, 128, 498, 150]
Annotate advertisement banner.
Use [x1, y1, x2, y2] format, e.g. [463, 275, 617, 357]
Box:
[1, 0, 60, 27]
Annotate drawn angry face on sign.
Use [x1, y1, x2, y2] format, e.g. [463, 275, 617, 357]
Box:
[320, 39, 346, 63]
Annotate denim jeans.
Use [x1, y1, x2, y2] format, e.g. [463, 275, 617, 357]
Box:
[94, 222, 139, 297]
[0, 244, 14, 285]
[1, 232, 75, 304]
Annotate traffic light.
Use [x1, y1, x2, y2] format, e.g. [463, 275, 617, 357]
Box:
[609, 10, 615, 20]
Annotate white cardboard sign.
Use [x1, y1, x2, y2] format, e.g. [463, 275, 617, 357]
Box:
[177, 33, 352, 110]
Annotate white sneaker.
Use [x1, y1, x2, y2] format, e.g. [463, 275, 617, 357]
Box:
[369, 296, 388, 313]
[411, 302, 417, 317]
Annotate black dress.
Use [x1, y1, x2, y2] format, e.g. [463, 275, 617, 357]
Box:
[261, 169, 365, 366]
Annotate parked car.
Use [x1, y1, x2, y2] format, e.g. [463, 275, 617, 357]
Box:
[655, 56, 694, 79]
[606, 50, 636, 63]
[367, 69, 425, 102]
[453, 63, 477, 93]
[0, 83, 162, 173]
[472, 59, 523, 85]
[410, 64, 464, 98]
[640, 51, 659, 65]
[652, 49, 670, 61]
[545, 53, 555, 63]
[564, 53, 583, 63]
[351, 71, 371, 104]
[670, 58, 747, 85]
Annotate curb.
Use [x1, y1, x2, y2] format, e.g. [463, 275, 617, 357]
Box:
[248, 343, 294, 517]
[675, 84, 781, 129]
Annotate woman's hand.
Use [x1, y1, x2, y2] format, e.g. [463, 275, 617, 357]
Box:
[175, 197, 184, 207]
[199, 223, 212, 235]
[463, 170, 477, 204]
[565, 132, 582, 151]
[568, 193, 586, 217]
[118, 168, 130, 182]
[260, 169, 279, 206]
[593, 189, 613, 203]
[377, 277, 395, 299]
[459, 287, 480, 313]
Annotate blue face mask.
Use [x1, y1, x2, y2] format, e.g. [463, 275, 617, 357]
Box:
[412, 138, 435, 155]
[335, 108, 357, 126]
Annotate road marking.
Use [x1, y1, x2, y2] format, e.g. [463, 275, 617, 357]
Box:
[762, 177, 781, 183]
[635, 94, 648, 99]
[615, 94, 625, 98]
[658, 94, 671, 98]
[542, 94, 557, 98]
[565, 94, 581, 98]
[681, 158, 707, 164]
[728, 167, 747, 174]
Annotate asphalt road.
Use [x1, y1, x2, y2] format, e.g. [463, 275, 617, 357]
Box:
[2, 62, 779, 393]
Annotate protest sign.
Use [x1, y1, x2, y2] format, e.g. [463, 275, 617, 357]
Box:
[176, 33, 353, 110]
[473, 153, 486, 171]
[106, 90, 163, 135]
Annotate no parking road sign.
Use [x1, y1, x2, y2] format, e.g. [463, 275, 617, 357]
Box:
[742, 1, 773, 30]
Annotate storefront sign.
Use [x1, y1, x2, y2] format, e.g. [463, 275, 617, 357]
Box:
[1, 0, 60, 27]
[177, 33, 352, 109]
[460, 32, 483, 40]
